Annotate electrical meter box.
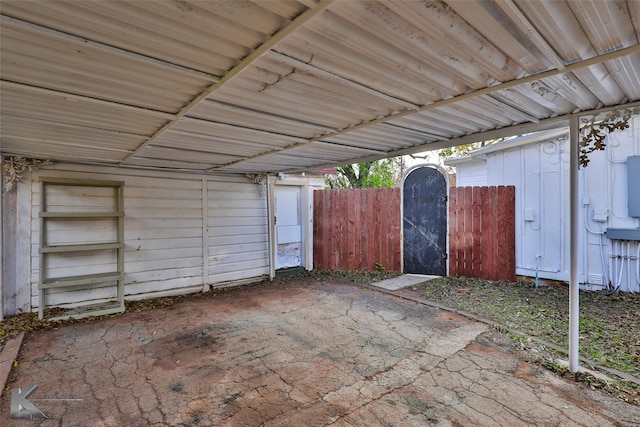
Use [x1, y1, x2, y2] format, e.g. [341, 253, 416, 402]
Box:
[629, 156, 640, 218]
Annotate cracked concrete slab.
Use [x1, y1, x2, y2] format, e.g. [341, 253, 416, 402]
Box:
[1, 281, 638, 426]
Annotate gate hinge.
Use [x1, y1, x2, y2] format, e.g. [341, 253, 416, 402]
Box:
[442, 195, 448, 202]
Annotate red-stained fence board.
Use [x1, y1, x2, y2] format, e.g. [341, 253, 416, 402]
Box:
[314, 185, 513, 279]
[313, 188, 401, 272]
[448, 185, 515, 281]
[448, 188, 459, 276]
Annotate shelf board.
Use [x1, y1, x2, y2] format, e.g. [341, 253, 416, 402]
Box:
[40, 211, 124, 218]
[45, 301, 125, 321]
[41, 177, 125, 187]
[40, 242, 124, 254]
[40, 272, 124, 289]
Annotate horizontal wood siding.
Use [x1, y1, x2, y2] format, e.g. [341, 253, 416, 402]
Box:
[449, 186, 516, 281]
[28, 165, 270, 310]
[206, 180, 269, 284]
[119, 176, 203, 296]
[313, 188, 401, 272]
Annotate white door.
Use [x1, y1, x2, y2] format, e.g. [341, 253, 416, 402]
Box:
[275, 186, 302, 269]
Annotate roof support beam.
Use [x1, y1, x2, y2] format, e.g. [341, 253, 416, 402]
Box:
[305, 100, 640, 171]
[303, 44, 640, 145]
[120, 0, 334, 165]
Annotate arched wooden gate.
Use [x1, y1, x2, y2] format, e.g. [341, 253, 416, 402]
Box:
[402, 165, 448, 276]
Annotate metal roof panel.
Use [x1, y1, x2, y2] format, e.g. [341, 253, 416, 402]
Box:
[1, 0, 638, 174]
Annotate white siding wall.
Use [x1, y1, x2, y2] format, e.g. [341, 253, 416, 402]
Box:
[121, 176, 204, 296]
[486, 138, 570, 282]
[455, 159, 488, 186]
[207, 180, 269, 284]
[453, 116, 640, 291]
[579, 116, 640, 292]
[20, 163, 271, 312]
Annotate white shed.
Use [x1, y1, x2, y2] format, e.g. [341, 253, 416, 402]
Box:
[446, 116, 640, 292]
[1, 163, 323, 318]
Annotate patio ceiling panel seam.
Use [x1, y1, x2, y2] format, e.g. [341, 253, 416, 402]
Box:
[267, 50, 420, 110]
[179, 116, 308, 142]
[198, 99, 335, 132]
[207, 144, 308, 172]
[0, 80, 177, 120]
[4, 136, 135, 154]
[1, 113, 151, 138]
[494, 0, 566, 71]
[378, 123, 444, 141]
[119, 0, 334, 166]
[162, 128, 289, 150]
[479, 94, 541, 123]
[0, 14, 218, 81]
[298, 140, 387, 155]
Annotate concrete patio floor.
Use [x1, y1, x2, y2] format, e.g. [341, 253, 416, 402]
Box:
[1, 280, 638, 426]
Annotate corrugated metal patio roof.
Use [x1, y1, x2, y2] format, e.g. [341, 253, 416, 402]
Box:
[1, 0, 639, 174]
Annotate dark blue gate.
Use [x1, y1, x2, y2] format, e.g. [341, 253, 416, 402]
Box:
[402, 165, 447, 275]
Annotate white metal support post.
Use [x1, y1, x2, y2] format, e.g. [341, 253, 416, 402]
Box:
[266, 175, 275, 280]
[202, 178, 210, 292]
[569, 115, 580, 373]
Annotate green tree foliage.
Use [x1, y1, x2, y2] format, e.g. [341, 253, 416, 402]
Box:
[437, 138, 505, 162]
[436, 143, 479, 161]
[325, 157, 405, 189]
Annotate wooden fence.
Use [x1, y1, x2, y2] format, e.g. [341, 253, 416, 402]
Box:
[313, 188, 401, 271]
[448, 186, 516, 281]
[313, 185, 516, 280]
